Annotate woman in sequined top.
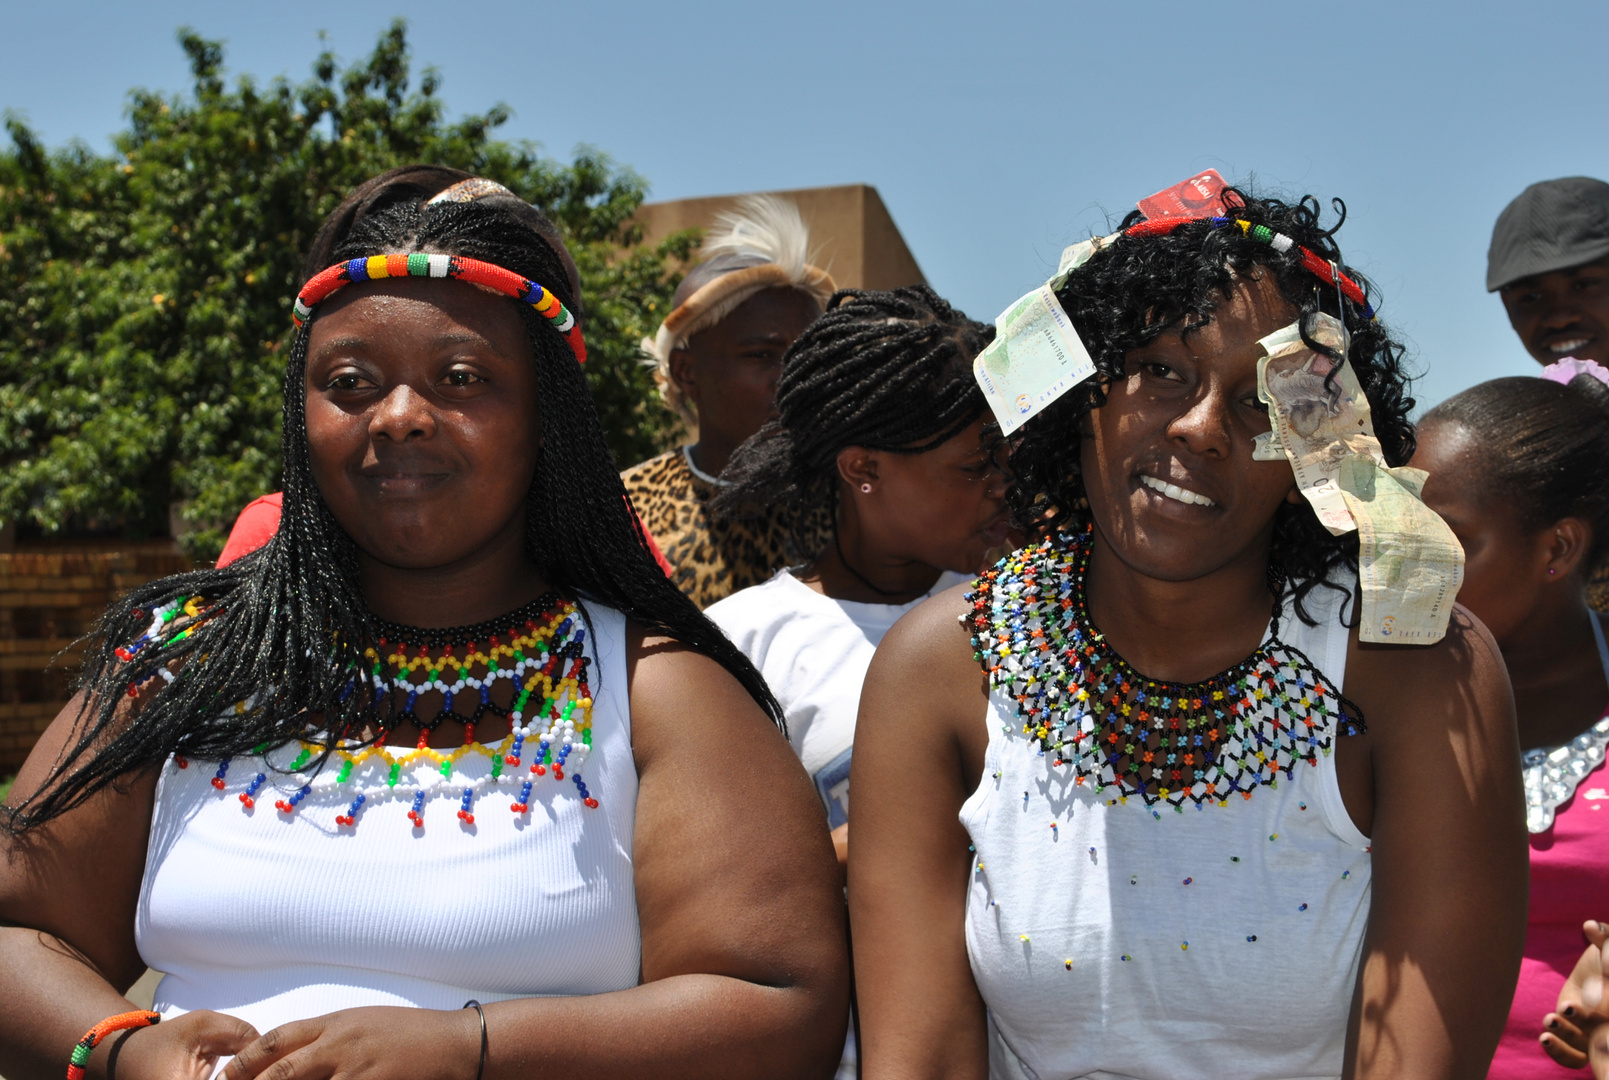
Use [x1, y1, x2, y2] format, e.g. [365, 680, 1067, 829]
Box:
[848, 187, 1527, 1080]
[0, 179, 849, 1080]
[1415, 369, 1609, 1079]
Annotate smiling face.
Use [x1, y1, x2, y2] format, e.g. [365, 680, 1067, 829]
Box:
[855, 417, 1012, 574]
[671, 286, 822, 450]
[1500, 254, 1609, 366]
[1081, 271, 1300, 581]
[303, 277, 542, 571]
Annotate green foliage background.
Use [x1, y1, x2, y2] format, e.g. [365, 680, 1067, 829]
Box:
[0, 21, 691, 561]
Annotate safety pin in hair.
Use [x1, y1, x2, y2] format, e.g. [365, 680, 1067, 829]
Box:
[1328, 261, 1352, 356]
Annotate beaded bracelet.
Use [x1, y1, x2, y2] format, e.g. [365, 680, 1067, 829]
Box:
[66, 1010, 160, 1080]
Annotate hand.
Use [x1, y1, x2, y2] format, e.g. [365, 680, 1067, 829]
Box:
[1542, 920, 1609, 1076]
[222, 1006, 479, 1080]
[111, 1010, 258, 1080]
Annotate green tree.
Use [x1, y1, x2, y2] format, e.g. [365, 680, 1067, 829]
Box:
[0, 21, 691, 561]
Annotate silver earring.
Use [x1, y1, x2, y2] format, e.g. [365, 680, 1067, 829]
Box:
[860, 483, 872, 493]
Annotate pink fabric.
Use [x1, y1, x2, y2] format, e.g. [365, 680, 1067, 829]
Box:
[215, 490, 675, 577]
[1490, 724, 1609, 1079]
[1540, 357, 1609, 388]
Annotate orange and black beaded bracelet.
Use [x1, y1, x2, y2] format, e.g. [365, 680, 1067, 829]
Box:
[66, 1011, 159, 1080]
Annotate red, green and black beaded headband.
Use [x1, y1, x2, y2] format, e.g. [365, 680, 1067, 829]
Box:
[292, 253, 586, 364]
[1122, 215, 1375, 320]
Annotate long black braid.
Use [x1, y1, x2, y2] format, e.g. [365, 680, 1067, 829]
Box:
[9, 197, 781, 830]
[1010, 188, 1416, 623]
[714, 285, 995, 550]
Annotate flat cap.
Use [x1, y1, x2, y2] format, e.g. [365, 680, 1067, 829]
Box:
[1488, 176, 1609, 292]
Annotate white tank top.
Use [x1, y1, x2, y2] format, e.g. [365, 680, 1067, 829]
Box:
[136, 601, 640, 1034]
[961, 545, 1370, 1080]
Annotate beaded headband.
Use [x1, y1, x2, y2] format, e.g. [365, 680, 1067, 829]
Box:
[292, 253, 587, 364]
[1119, 215, 1375, 320]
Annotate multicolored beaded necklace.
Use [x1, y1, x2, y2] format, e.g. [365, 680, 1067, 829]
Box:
[178, 593, 601, 830]
[965, 527, 1362, 810]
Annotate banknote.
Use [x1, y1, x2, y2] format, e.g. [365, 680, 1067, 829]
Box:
[1338, 457, 1465, 644]
[973, 284, 1097, 436]
[1048, 231, 1122, 290]
[1256, 314, 1379, 535]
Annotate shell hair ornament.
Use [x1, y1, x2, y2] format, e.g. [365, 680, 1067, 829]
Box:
[292, 252, 587, 365]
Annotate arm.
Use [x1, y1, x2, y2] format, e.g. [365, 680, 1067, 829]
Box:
[1342, 608, 1529, 1079]
[223, 628, 850, 1080]
[0, 692, 259, 1080]
[848, 587, 990, 1080]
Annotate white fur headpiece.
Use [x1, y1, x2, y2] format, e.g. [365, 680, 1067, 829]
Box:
[642, 194, 835, 427]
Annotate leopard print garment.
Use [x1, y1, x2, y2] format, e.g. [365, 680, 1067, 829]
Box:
[621, 447, 835, 609]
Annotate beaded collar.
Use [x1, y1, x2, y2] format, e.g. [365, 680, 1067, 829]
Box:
[182, 594, 601, 830]
[965, 528, 1361, 810]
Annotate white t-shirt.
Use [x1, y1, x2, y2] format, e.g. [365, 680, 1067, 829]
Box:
[707, 567, 969, 826]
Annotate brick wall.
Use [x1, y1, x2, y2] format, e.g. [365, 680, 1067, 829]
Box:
[0, 546, 190, 772]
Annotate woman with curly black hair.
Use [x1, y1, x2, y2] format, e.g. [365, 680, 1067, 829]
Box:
[0, 179, 848, 1080]
[849, 184, 1526, 1079]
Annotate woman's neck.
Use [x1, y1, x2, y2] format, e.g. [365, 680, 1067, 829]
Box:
[1083, 527, 1278, 684]
[1501, 587, 1609, 751]
[358, 514, 550, 628]
[798, 499, 942, 604]
[686, 438, 736, 481]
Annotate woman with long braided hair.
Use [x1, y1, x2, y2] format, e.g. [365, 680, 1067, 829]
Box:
[0, 181, 848, 1080]
[849, 184, 1526, 1078]
[710, 285, 1009, 858]
[709, 284, 1008, 1080]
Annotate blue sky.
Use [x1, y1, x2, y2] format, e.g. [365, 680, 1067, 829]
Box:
[4, 0, 1606, 410]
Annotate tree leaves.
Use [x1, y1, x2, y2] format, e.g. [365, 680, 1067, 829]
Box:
[0, 19, 688, 561]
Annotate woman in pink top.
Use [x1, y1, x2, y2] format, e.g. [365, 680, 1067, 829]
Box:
[1415, 360, 1609, 1078]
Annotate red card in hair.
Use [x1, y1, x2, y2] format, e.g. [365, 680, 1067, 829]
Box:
[1137, 169, 1228, 221]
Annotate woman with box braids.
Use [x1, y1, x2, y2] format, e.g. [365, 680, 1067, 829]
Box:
[709, 284, 1008, 1079]
[717, 284, 1001, 556]
[0, 181, 847, 1080]
[7, 197, 777, 826]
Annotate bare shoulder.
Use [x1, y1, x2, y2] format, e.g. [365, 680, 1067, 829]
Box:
[1346, 604, 1514, 744]
[861, 581, 991, 754]
[875, 580, 978, 672]
[622, 621, 790, 766]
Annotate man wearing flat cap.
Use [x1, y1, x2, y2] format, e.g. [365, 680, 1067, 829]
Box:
[1489, 176, 1609, 611]
[624, 194, 836, 608]
[1489, 176, 1609, 367]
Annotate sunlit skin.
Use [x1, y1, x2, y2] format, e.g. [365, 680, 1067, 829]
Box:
[1080, 272, 1303, 681]
[669, 287, 821, 477]
[1500, 254, 1609, 366]
[0, 277, 850, 1080]
[304, 276, 549, 632]
[848, 275, 1525, 1080]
